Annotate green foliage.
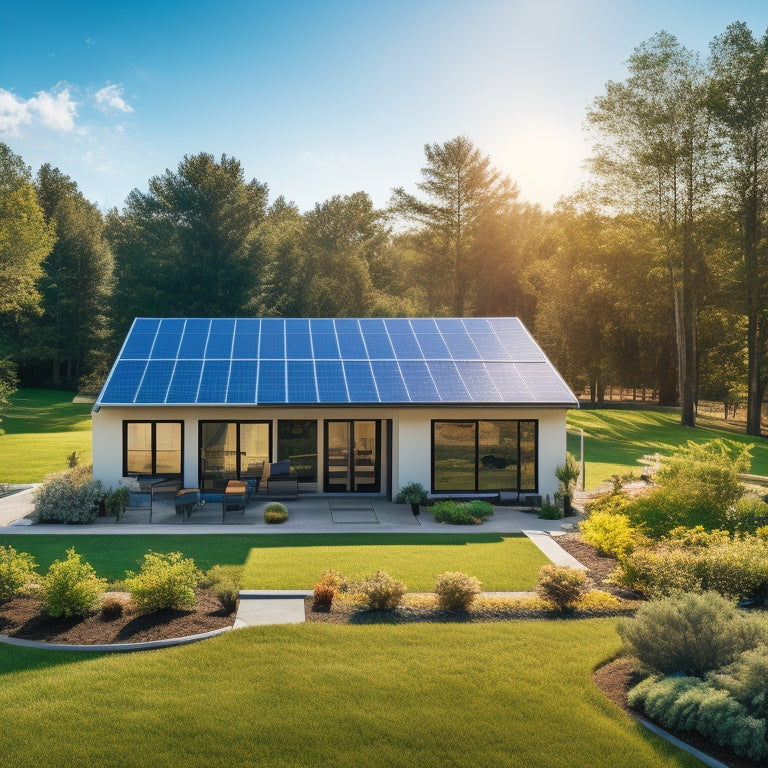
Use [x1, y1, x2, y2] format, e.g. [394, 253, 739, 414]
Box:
[613, 529, 768, 600]
[730, 496, 768, 534]
[0, 545, 37, 602]
[42, 548, 106, 618]
[66, 451, 79, 468]
[264, 502, 288, 524]
[199, 565, 241, 612]
[431, 500, 493, 525]
[105, 486, 130, 518]
[32, 464, 103, 524]
[434, 571, 482, 611]
[628, 674, 768, 762]
[580, 511, 638, 559]
[357, 571, 407, 610]
[538, 494, 563, 520]
[394, 482, 428, 505]
[710, 644, 768, 721]
[618, 592, 768, 677]
[555, 452, 579, 513]
[535, 565, 586, 610]
[125, 551, 200, 613]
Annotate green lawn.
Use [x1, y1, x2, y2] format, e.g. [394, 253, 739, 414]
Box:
[0, 620, 701, 768]
[0, 533, 548, 591]
[0, 389, 92, 483]
[568, 405, 768, 489]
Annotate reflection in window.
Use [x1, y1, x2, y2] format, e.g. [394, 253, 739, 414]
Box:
[432, 420, 537, 492]
[124, 422, 182, 477]
[199, 422, 270, 492]
[278, 420, 317, 483]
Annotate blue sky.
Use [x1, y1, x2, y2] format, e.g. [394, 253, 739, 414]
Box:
[1, 0, 766, 212]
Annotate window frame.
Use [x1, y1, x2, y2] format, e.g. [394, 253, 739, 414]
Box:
[122, 420, 184, 478]
[430, 419, 538, 493]
[197, 420, 273, 489]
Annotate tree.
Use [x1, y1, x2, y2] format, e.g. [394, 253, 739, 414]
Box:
[587, 32, 717, 426]
[35, 164, 114, 386]
[108, 153, 268, 335]
[707, 23, 768, 435]
[390, 135, 518, 316]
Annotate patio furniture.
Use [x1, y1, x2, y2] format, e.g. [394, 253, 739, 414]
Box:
[223, 480, 247, 520]
[262, 460, 298, 500]
[175, 488, 203, 521]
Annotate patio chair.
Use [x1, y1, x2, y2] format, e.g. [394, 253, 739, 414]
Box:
[175, 488, 203, 521]
[263, 460, 298, 500]
[223, 479, 247, 520]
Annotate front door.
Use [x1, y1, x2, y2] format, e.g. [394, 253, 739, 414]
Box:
[324, 420, 380, 492]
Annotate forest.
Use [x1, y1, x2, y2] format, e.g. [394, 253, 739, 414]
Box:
[1, 22, 767, 434]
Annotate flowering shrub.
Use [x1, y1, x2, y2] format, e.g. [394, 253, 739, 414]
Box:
[42, 548, 106, 618]
[435, 571, 482, 611]
[32, 465, 103, 524]
[125, 551, 200, 613]
[0, 545, 38, 602]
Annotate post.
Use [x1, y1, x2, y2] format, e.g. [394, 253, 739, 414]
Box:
[579, 429, 585, 491]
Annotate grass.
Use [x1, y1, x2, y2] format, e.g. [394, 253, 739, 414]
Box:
[0, 620, 702, 768]
[0, 389, 92, 483]
[567, 404, 768, 490]
[0, 533, 548, 591]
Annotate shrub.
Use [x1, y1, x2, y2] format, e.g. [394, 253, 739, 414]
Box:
[100, 594, 127, 619]
[357, 571, 406, 610]
[435, 571, 482, 611]
[465, 500, 494, 521]
[575, 590, 622, 612]
[535, 565, 586, 610]
[555, 452, 579, 514]
[264, 502, 288, 524]
[538, 495, 563, 520]
[618, 592, 768, 677]
[125, 551, 200, 613]
[580, 511, 637, 559]
[729, 496, 768, 534]
[394, 482, 428, 505]
[584, 491, 633, 517]
[313, 583, 335, 610]
[0, 545, 38, 602]
[42, 548, 107, 618]
[432, 500, 488, 525]
[316, 568, 350, 593]
[628, 675, 768, 762]
[709, 644, 768, 721]
[66, 450, 80, 468]
[32, 465, 103, 524]
[200, 565, 241, 612]
[105, 486, 130, 518]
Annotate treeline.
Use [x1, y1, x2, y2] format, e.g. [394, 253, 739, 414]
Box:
[1, 21, 766, 434]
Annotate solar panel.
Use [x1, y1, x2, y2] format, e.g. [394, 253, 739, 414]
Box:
[96, 317, 578, 407]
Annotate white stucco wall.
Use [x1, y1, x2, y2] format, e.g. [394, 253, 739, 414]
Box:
[92, 405, 570, 498]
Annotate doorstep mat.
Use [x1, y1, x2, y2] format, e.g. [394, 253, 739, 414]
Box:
[329, 502, 379, 524]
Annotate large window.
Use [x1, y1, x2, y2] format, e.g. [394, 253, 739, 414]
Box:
[199, 421, 271, 491]
[277, 420, 317, 483]
[123, 421, 183, 477]
[431, 420, 537, 493]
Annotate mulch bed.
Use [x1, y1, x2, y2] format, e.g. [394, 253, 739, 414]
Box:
[0, 589, 236, 645]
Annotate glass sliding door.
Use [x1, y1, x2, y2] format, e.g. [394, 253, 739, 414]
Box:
[324, 420, 380, 492]
[199, 421, 270, 492]
[277, 420, 318, 483]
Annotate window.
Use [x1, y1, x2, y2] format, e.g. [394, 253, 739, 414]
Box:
[199, 421, 271, 492]
[431, 420, 537, 493]
[123, 421, 183, 477]
[277, 420, 317, 483]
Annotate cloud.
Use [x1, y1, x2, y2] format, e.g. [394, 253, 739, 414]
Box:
[0, 85, 77, 134]
[94, 84, 133, 114]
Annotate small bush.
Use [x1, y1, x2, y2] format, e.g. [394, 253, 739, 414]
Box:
[105, 486, 130, 518]
[729, 496, 768, 534]
[316, 568, 350, 593]
[538, 495, 563, 520]
[709, 644, 768, 721]
[618, 592, 768, 677]
[42, 548, 107, 618]
[357, 571, 407, 610]
[432, 500, 492, 525]
[32, 465, 103, 524]
[394, 482, 428, 505]
[435, 571, 482, 611]
[580, 511, 637, 559]
[125, 551, 200, 613]
[264, 502, 288, 524]
[313, 583, 335, 610]
[535, 565, 586, 610]
[200, 565, 241, 612]
[0, 545, 38, 602]
[100, 594, 127, 619]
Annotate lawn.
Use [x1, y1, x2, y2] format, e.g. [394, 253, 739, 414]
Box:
[0, 389, 92, 483]
[0, 533, 548, 591]
[0, 620, 701, 768]
[567, 405, 768, 490]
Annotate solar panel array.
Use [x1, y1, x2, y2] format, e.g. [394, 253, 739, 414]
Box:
[97, 318, 577, 406]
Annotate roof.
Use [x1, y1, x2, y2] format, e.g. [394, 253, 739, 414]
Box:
[95, 317, 578, 408]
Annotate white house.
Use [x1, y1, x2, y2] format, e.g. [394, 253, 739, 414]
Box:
[92, 317, 578, 500]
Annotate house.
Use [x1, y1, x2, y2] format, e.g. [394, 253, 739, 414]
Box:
[92, 317, 578, 500]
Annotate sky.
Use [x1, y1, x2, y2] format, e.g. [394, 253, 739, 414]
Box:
[1, 0, 767, 213]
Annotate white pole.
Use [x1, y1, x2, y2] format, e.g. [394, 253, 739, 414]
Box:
[580, 429, 585, 491]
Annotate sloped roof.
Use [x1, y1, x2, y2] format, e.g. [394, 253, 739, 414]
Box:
[95, 317, 578, 408]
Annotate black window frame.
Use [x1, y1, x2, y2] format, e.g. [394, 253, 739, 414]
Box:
[122, 420, 184, 478]
[197, 420, 273, 489]
[430, 419, 538, 493]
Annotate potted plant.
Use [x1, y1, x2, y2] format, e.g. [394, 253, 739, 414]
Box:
[395, 482, 428, 516]
[555, 452, 579, 516]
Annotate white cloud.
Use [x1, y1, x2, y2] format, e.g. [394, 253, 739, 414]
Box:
[94, 84, 133, 114]
[0, 85, 77, 134]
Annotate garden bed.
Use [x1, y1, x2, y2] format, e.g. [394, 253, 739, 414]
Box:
[0, 589, 236, 645]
